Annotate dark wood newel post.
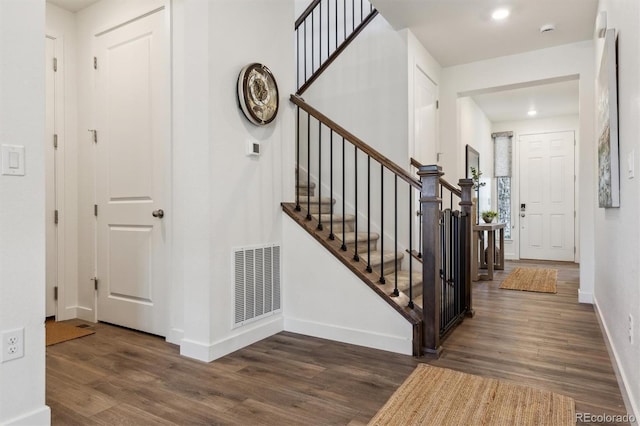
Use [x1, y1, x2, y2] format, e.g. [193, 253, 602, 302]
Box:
[418, 165, 443, 356]
[458, 178, 475, 318]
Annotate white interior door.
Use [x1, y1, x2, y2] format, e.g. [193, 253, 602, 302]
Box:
[519, 131, 575, 261]
[45, 36, 57, 318]
[95, 9, 169, 336]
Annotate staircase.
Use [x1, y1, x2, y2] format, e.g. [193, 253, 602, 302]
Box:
[284, 0, 473, 356]
[295, 172, 423, 309]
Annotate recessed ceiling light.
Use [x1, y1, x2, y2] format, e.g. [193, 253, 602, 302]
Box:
[528, 110, 537, 117]
[492, 8, 510, 20]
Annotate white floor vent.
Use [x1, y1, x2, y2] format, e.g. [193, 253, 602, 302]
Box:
[233, 244, 281, 328]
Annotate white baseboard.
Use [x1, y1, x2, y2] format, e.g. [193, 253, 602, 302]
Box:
[284, 317, 413, 355]
[180, 316, 284, 362]
[593, 296, 639, 424]
[75, 306, 95, 322]
[4, 405, 50, 426]
[578, 289, 593, 304]
[166, 327, 184, 346]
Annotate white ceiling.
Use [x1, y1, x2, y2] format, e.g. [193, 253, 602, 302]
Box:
[369, 0, 592, 121]
[470, 79, 579, 122]
[47, 0, 100, 13]
[370, 0, 599, 67]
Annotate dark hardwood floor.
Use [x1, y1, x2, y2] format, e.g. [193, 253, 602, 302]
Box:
[47, 260, 629, 425]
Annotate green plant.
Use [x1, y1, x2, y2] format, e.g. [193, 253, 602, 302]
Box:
[481, 210, 498, 222]
[470, 167, 486, 191]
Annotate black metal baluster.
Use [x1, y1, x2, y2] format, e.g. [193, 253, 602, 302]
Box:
[311, 10, 315, 74]
[360, 0, 363, 23]
[418, 201, 423, 258]
[319, 1, 322, 67]
[329, 129, 335, 240]
[306, 113, 311, 220]
[352, 0, 355, 31]
[335, 0, 338, 52]
[327, 0, 330, 61]
[317, 122, 323, 230]
[366, 156, 371, 272]
[296, 107, 301, 211]
[343, 0, 346, 45]
[353, 146, 359, 262]
[408, 185, 414, 309]
[393, 175, 399, 296]
[296, 27, 299, 90]
[304, 19, 307, 85]
[341, 137, 347, 251]
[379, 165, 385, 284]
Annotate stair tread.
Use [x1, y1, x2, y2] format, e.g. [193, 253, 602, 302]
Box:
[296, 181, 316, 188]
[383, 270, 422, 294]
[336, 232, 380, 243]
[298, 196, 335, 204]
[362, 250, 404, 266]
[311, 213, 356, 222]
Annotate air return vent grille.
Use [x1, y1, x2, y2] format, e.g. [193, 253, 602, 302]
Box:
[233, 244, 281, 328]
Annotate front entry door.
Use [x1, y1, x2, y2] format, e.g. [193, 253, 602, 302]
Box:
[519, 131, 575, 261]
[95, 9, 169, 336]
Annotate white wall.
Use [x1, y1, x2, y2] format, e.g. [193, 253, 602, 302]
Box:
[592, 0, 640, 419]
[46, 3, 80, 322]
[283, 215, 414, 355]
[440, 41, 596, 304]
[458, 97, 493, 213]
[174, 0, 295, 361]
[302, 14, 409, 166]
[0, 1, 50, 424]
[493, 115, 580, 260]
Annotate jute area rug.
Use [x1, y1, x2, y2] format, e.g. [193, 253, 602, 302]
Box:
[499, 267, 557, 294]
[369, 365, 575, 426]
[46, 320, 95, 346]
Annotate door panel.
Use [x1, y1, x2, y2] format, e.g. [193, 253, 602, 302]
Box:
[45, 36, 57, 318]
[96, 9, 168, 336]
[519, 131, 575, 261]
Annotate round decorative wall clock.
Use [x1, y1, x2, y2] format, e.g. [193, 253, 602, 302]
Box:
[237, 63, 279, 125]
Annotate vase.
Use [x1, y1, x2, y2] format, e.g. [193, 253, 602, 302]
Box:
[482, 216, 494, 223]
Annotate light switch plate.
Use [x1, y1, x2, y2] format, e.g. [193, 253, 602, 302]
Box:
[1, 145, 25, 176]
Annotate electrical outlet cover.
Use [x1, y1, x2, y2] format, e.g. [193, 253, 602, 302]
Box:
[1, 328, 24, 362]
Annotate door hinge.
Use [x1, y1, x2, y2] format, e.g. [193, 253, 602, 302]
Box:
[88, 129, 97, 143]
[53, 57, 58, 72]
[436, 100, 439, 109]
[92, 277, 99, 290]
[54, 209, 59, 225]
[53, 134, 58, 149]
[94, 204, 98, 217]
[93, 56, 98, 70]
[574, 247, 576, 254]
[54, 286, 58, 300]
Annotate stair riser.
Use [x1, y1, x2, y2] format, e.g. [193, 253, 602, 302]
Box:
[307, 203, 335, 214]
[296, 188, 315, 197]
[346, 240, 378, 253]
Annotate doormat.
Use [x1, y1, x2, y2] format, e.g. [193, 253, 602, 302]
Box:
[499, 267, 557, 293]
[46, 320, 95, 346]
[369, 364, 575, 425]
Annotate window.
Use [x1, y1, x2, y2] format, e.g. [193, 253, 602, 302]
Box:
[493, 132, 513, 239]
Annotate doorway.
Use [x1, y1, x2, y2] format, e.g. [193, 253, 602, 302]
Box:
[519, 131, 575, 261]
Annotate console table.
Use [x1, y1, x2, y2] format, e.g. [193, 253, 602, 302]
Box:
[471, 223, 505, 281]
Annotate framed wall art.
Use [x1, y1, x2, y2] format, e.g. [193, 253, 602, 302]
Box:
[597, 28, 620, 208]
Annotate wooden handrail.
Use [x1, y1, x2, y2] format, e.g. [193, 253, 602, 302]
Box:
[410, 157, 461, 197]
[297, 9, 379, 95]
[292, 94, 421, 190]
